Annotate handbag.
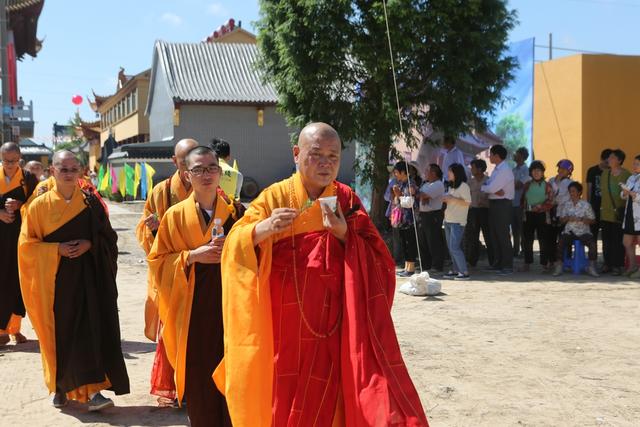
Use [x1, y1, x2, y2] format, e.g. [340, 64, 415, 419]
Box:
[606, 171, 625, 223]
[390, 205, 403, 228]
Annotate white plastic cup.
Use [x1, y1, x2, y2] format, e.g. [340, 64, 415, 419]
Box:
[318, 196, 337, 212]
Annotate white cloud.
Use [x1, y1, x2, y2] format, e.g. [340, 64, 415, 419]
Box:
[160, 12, 183, 27]
[207, 2, 228, 17]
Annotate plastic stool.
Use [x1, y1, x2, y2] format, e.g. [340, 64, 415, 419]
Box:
[562, 239, 588, 275]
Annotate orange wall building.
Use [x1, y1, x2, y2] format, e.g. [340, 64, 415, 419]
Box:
[534, 54, 640, 184]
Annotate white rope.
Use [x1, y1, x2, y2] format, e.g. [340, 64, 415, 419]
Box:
[382, 0, 423, 271]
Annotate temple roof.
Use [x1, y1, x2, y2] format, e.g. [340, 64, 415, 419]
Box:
[7, 0, 44, 59]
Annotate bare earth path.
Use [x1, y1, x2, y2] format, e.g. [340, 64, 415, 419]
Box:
[1, 201, 638, 427]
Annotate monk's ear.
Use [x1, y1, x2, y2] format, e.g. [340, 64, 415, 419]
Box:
[183, 170, 193, 185]
[293, 145, 300, 164]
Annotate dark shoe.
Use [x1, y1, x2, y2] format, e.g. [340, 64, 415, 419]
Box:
[442, 271, 457, 280]
[483, 266, 501, 273]
[454, 273, 470, 281]
[396, 270, 414, 278]
[88, 393, 114, 412]
[497, 269, 514, 276]
[53, 392, 68, 408]
[611, 267, 622, 276]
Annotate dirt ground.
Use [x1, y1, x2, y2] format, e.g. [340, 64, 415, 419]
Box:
[1, 200, 638, 427]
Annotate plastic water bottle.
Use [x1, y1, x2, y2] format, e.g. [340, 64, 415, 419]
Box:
[212, 218, 224, 240]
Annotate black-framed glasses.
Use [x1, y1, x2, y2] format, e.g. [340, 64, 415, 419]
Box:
[1, 158, 20, 165]
[189, 165, 222, 176]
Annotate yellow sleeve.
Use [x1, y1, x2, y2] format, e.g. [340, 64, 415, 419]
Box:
[17, 201, 61, 393]
[214, 189, 277, 427]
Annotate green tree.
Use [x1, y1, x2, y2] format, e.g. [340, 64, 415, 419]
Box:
[257, 0, 517, 227]
[495, 113, 527, 155]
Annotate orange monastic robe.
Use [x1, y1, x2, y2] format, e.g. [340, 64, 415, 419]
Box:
[215, 173, 428, 427]
[148, 192, 234, 403]
[18, 184, 129, 402]
[0, 167, 37, 335]
[136, 171, 192, 341]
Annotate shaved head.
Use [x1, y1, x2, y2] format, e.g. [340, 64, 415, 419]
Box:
[185, 146, 217, 169]
[0, 142, 21, 155]
[293, 122, 342, 197]
[25, 160, 44, 177]
[53, 150, 79, 166]
[173, 138, 199, 175]
[298, 122, 341, 148]
[175, 138, 199, 158]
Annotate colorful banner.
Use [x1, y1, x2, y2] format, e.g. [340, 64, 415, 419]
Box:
[491, 38, 535, 158]
[124, 163, 135, 197]
[134, 163, 141, 199]
[110, 165, 118, 194]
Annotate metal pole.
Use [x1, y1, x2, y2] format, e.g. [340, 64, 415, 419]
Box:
[0, 0, 10, 144]
[548, 33, 553, 61]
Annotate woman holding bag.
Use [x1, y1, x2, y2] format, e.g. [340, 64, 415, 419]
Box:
[391, 161, 420, 277]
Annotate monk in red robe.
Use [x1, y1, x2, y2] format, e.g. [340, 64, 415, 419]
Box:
[0, 142, 38, 346]
[215, 123, 428, 426]
[135, 138, 197, 406]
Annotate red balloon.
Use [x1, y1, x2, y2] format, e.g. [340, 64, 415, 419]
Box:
[72, 95, 83, 105]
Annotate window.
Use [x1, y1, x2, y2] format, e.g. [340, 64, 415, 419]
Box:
[132, 89, 137, 111]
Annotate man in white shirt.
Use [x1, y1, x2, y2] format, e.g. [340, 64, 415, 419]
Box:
[418, 164, 446, 272]
[512, 147, 531, 257]
[441, 136, 466, 181]
[481, 144, 515, 274]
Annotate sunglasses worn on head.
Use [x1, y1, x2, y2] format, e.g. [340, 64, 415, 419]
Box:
[189, 165, 221, 176]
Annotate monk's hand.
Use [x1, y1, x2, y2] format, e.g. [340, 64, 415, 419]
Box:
[144, 213, 160, 231]
[252, 208, 298, 246]
[66, 239, 92, 258]
[0, 209, 15, 224]
[188, 241, 221, 265]
[321, 203, 347, 243]
[4, 198, 22, 212]
[37, 186, 48, 196]
[210, 236, 226, 264]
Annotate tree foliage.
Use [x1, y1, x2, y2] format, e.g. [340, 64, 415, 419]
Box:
[257, 0, 517, 226]
[495, 113, 527, 155]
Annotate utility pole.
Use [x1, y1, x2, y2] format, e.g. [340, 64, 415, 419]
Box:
[548, 33, 553, 61]
[0, 0, 10, 144]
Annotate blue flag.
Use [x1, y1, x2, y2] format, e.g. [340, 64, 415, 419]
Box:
[140, 162, 148, 200]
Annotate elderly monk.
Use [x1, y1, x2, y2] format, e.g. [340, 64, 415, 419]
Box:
[18, 150, 129, 411]
[135, 138, 197, 405]
[148, 146, 243, 426]
[214, 123, 429, 426]
[0, 142, 38, 346]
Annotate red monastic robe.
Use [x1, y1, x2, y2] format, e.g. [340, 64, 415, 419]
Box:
[215, 173, 428, 426]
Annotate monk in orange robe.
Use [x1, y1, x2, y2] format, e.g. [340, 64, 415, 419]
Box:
[0, 142, 38, 346]
[215, 123, 428, 426]
[135, 138, 197, 406]
[149, 146, 243, 426]
[18, 150, 129, 411]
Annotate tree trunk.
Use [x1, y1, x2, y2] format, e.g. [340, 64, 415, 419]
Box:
[369, 139, 393, 230]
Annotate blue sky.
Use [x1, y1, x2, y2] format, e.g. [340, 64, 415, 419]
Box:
[17, 0, 640, 143]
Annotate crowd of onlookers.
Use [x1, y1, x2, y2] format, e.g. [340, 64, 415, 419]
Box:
[386, 142, 640, 281]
